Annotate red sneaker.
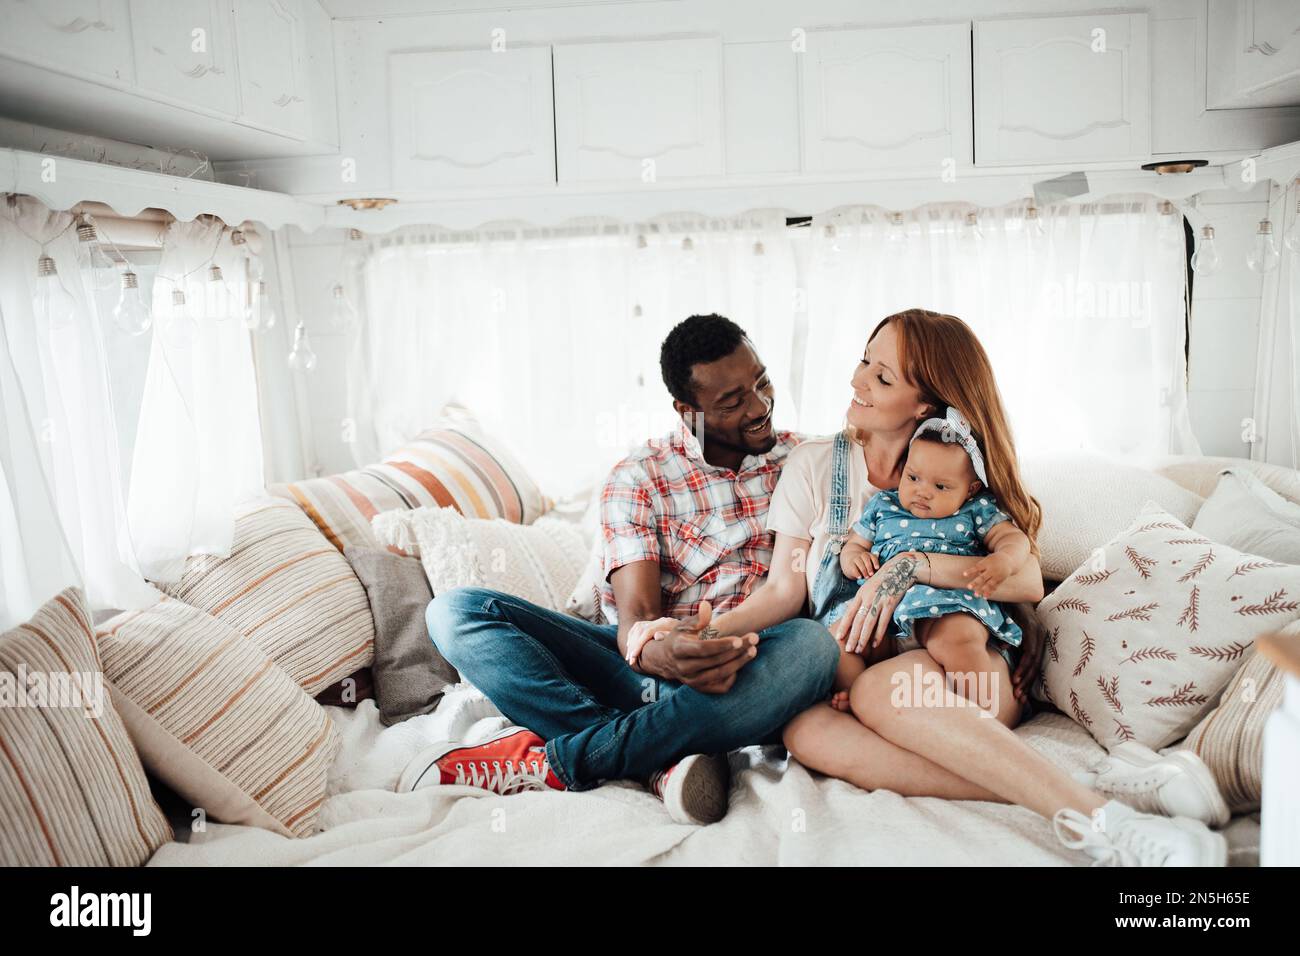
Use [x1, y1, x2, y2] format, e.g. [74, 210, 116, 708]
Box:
[648, 753, 730, 825]
[397, 727, 567, 794]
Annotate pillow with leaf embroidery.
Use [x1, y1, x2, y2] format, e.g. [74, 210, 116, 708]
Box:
[1036, 502, 1300, 750]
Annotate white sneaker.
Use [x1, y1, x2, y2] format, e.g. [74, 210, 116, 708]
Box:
[648, 753, 730, 825]
[1073, 741, 1230, 827]
[1054, 800, 1227, 866]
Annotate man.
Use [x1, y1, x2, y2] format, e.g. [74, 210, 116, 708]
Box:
[398, 314, 840, 824]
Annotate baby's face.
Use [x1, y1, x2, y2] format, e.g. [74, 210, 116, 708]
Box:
[897, 440, 980, 519]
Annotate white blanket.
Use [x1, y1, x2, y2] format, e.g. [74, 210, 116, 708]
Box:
[146, 684, 1196, 866]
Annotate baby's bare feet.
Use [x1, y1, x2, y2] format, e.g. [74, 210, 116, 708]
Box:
[830, 690, 851, 712]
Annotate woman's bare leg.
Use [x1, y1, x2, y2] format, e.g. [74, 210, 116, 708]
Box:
[783, 702, 1005, 801]
[849, 648, 1105, 820]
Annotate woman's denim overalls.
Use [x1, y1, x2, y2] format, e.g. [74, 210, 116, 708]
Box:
[806, 432, 863, 627]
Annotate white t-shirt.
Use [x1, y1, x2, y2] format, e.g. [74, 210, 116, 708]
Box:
[765, 434, 884, 606]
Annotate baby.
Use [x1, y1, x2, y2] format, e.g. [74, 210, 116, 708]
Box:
[833, 408, 1030, 711]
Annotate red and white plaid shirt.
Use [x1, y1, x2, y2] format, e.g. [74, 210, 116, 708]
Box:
[599, 419, 803, 624]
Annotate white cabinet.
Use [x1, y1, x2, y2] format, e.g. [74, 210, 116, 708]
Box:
[0, 0, 134, 81]
[130, 0, 238, 116]
[553, 37, 723, 183]
[390, 47, 555, 189]
[1208, 0, 1300, 109]
[232, 0, 310, 140]
[800, 23, 972, 173]
[975, 14, 1150, 165]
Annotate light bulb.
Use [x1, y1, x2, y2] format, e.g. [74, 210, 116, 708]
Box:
[160, 288, 198, 349]
[1246, 219, 1280, 273]
[1190, 225, 1220, 276]
[206, 264, 234, 321]
[1025, 203, 1046, 237]
[820, 223, 842, 270]
[961, 210, 983, 244]
[32, 254, 78, 330]
[255, 281, 278, 331]
[342, 227, 368, 273]
[287, 321, 317, 371]
[75, 215, 120, 290]
[887, 212, 906, 243]
[112, 271, 151, 335]
[328, 284, 358, 332]
[1157, 200, 1182, 247]
[1284, 194, 1300, 253]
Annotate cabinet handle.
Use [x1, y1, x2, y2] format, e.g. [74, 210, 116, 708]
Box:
[273, 93, 304, 107]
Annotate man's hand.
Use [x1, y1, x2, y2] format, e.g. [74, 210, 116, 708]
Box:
[1008, 601, 1045, 704]
[636, 600, 758, 694]
[963, 551, 1017, 599]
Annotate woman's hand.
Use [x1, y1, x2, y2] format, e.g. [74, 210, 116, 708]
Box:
[836, 551, 923, 654]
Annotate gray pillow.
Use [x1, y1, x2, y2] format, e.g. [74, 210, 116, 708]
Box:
[344, 546, 459, 726]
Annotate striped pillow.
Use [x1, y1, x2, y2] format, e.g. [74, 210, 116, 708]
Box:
[1179, 620, 1297, 813]
[271, 422, 550, 554]
[1, 587, 172, 866]
[156, 497, 374, 696]
[97, 597, 340, 838]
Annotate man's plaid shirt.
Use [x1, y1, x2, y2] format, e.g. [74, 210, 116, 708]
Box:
[598, 419, 803, 624]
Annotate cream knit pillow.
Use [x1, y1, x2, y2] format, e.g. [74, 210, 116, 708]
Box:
[1037, 503, 1300, 750]
[373, 507, 588, 612]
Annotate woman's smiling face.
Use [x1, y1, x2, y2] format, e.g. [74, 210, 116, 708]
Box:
[847, 322, 930, 434]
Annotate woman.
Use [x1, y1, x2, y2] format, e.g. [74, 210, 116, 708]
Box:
[708, 308, 1228, 866]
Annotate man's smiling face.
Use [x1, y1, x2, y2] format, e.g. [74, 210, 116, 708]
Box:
[681, 338, 777, 459]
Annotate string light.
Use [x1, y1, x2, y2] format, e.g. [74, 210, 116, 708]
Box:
[1246, 218, 1280, 273]
[287, 320, 317, 371]
[32, 253, 77, 330]
[74, 213, 120, 290]
[1190, 225, 1221, 275]
[112, 270, 151, 335]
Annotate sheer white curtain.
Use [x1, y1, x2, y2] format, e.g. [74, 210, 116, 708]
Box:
[1256, 178, 1299, 468]
[0, 197, 157, 625]
[126, 218, 264, 583]
[356, 216, 800, 495]
[800, 197, 1200, 459]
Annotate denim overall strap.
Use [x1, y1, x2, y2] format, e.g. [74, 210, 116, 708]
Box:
[808, 433, 859, 624]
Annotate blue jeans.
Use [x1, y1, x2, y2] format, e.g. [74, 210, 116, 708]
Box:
[426, 587, 840, 791]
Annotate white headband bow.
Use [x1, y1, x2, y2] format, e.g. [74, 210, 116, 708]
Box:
[910, 406, 988, 486]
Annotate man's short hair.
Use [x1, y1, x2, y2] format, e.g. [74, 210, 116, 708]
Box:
[659, 314, 749, 406]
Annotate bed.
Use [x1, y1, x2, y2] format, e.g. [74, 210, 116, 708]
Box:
[145, 684, 1261, 867]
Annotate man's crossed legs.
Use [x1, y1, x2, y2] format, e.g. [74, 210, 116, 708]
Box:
[397, 586, 839, 823]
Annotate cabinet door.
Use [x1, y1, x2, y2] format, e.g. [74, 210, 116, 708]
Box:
[801, 23, 972, 173]
[130, 0, 237, 115]
[1207, 0, 1300, 109]
[553, 37, 723, 183]
[0, 0, 133, 81]
[232, 0, 309, 139]
[390, 47, 555, 189]
[975, 14, 1150, 165]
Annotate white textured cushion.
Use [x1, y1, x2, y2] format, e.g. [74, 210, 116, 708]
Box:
[373, 507, 589, 613]
[1142, 454, 1300, 503]
[1037, 503, 1300, 750]
[1022, 455, 1204, 581]
[1193, 468, 1300, 565]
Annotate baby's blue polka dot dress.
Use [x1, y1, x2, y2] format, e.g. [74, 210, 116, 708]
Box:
[853, 488, 1024, 652]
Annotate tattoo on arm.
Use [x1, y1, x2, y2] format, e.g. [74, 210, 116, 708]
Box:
[866, 555, 918, 617]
